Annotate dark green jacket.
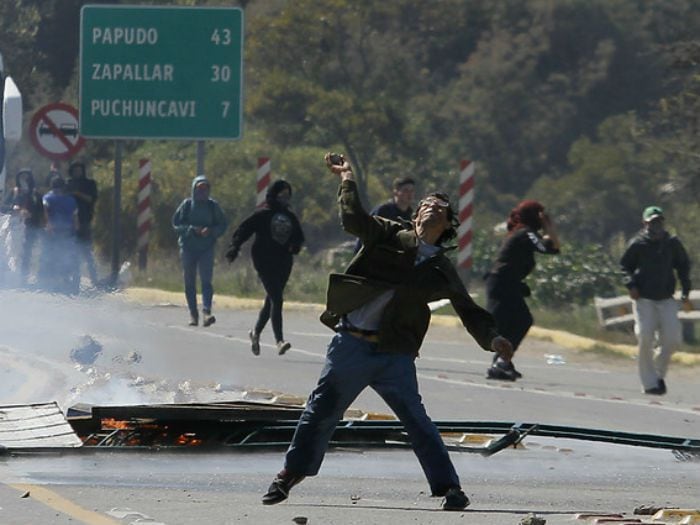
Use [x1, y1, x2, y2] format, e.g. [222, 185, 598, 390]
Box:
[320, 179, 499, 355]
[620, 229, 691, 300]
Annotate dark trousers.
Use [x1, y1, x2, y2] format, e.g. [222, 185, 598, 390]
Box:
[284, 333, 460, 496]
[181, 246, 215, 317]
[486, 279, 533, 358]
[254, 259, 292, 342]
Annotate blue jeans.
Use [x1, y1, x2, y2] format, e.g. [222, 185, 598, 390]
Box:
[180, 246, 214, 317]
[284, 332, 460, 496]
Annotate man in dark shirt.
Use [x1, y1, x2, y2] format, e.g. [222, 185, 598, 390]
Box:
[371, 176, 415, 222]
[66, 161, 99, 285]
[354, 176, 415, 252]
[620, 205, 692, 395]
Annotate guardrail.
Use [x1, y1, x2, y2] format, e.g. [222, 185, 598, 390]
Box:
[594, 290, 700, 343]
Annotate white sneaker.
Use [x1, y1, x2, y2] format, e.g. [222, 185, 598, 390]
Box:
[249, 330, 260, 356]
[276, 340, 291, 355]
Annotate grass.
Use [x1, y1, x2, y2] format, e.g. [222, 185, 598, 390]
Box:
[129, 249, 331, 304]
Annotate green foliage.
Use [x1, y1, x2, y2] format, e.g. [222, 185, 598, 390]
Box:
[1, 0, 698, 291]
[528, 242, 621, 308]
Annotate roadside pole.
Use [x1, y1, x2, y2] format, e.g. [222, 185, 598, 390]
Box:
[256, 157, 271, 208]
[137, 159, 152, 270]
[111, 141, 122, 284]
[457, 159, 475, 285]
[197, 140, 205, 176]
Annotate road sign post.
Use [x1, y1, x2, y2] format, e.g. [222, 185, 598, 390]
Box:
[79, 5, 244, 140]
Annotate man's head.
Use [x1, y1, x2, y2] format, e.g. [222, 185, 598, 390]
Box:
[642, 205, 665, 239]
[16, 169, 34, 192]
[414, 192, 458, 245]
[68, 161, 86, 179]
[392, 177, 415, 211]
[50, 176, 66, 192]
[266, 179, 293, 208]
[192, 175, 211, 201]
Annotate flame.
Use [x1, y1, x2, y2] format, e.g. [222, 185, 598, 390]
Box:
[176, 433, 203, 446]
[101, 418, 131, 430]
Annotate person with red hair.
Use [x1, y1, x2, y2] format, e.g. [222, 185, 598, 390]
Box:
[484, 200, 560, 380]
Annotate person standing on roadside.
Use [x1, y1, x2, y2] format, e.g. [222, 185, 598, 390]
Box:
[371, 176, 416, 222]
[260, 153, 513, 511]
[172, 175, 228, 327]
[620, 205, 692, 395]
[41, 176, 79, 293]
[225, 180, 305, 356]
[354, 176, 416, 252]
[484, 200, 560, 381]
[8, 168, 43, 283]
[66, 161, 99, 286]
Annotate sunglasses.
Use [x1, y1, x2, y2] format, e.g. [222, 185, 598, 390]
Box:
[419, 197, 450, 208]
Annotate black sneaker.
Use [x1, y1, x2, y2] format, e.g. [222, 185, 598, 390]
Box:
[644, 379, 667, 395]
[261, 470, 305, 505]
[202, 314, 216, 327]
[188, 316, 199, 327]
[486, 365, 517, 381]
[442, 487, 470, 511]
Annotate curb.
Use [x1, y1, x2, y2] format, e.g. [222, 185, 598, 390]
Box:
[122, 287, 700, 366]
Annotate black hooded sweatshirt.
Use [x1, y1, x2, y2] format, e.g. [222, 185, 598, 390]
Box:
[228, 180, 305, 273]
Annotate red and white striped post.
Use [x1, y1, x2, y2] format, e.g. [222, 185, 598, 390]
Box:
[457, 159, 475, 272]
[256, 157, 271, 208]
[137, 159, 152, 270]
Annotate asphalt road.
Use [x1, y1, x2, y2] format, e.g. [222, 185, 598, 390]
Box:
[1, 288, 699, 524]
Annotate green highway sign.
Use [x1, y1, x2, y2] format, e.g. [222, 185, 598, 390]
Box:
[80, 5, 243, 140]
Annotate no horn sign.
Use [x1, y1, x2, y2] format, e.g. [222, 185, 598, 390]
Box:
[30, 102, 86, 161]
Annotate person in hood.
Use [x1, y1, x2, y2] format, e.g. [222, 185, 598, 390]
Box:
[9, 168, 44, 283]
[483, 199, 560, 381]
[225, 179, 305, 356]
[66, 161, 99, 285]
[620, 205, 692, 395]
[172, 175, 228, 327]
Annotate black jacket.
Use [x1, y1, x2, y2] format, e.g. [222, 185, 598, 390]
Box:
[321, 179, 499, 356]
[485, 228, 559, 296]
[620, 230, 691, 300]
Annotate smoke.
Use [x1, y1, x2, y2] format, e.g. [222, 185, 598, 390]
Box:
[0, 287, 246, 411]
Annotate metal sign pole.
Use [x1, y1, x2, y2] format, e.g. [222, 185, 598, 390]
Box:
[111, 140, 123, 284]
[197, 140, 205, 175]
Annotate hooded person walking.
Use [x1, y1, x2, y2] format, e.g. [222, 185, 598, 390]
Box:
[226, 180, 305, 356]
[172, 175, 228, 327]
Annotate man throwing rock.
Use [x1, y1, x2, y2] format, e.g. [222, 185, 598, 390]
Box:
[261, 153, 513, 511]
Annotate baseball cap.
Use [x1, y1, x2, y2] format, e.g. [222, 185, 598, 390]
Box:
[642, 205, 664, 222]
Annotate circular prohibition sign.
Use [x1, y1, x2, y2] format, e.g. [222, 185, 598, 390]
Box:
[29, 102, 86, 161]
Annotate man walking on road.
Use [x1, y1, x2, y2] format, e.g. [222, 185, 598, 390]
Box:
[620, 205, 692, 395]
[172, 175, 228, 327]
[261, 153, 513, 511]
